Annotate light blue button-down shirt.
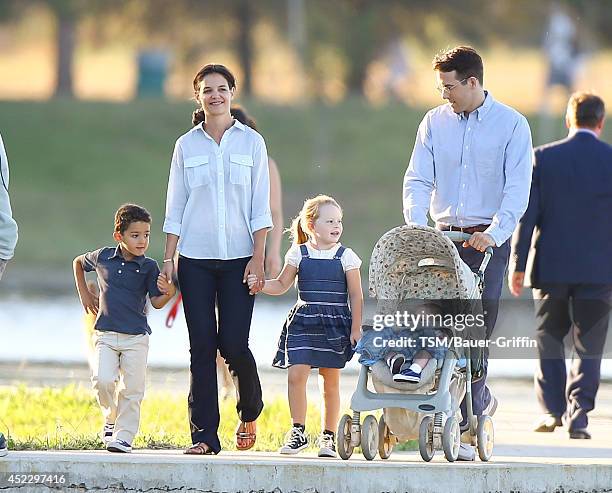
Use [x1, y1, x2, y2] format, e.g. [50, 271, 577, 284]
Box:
[163, 120, 273, 260]
[403, 92, 533, 246]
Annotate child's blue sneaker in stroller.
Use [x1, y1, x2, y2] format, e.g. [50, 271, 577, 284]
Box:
[393, 364, 423, 383]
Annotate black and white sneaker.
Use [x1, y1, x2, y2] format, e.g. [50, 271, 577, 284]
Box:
[101, 423, 114, 445]
[0, 433, 7, 457]
[279, 426, 308, 455]
[317, 432, 337, 458]
[107, 439, 132, 453]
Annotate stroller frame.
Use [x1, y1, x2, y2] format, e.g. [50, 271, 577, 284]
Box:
[338, 228, 494, 462]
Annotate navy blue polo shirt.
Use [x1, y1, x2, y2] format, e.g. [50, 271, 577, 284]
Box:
[82, 246, 163, 335]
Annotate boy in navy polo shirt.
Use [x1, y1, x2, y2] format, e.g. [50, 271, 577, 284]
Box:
[73, 204, 176, 453]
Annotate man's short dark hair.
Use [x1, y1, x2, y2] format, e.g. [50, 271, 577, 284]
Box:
[433, 46, 484, 85]
[567, 92, 605, 128]
[114, 204, 151, 234]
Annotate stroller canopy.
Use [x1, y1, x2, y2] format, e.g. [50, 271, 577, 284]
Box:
[369, 225, 477, 301]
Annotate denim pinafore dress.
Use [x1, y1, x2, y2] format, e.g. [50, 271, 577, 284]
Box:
[272, 244, 354, 369]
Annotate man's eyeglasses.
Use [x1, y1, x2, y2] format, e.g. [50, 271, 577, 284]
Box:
[436, 78, 468, 95]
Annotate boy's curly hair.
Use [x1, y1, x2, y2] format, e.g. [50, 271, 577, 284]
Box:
[114, 204, 151, 234]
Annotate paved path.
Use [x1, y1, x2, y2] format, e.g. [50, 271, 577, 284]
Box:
[2, 369, 612, 492]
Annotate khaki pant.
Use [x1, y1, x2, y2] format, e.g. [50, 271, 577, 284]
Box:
[91, 330, 149, 444]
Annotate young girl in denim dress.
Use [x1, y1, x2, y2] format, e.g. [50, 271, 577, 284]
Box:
[248, 195, 363, 458]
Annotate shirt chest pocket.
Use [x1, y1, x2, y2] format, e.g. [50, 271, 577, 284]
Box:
[474, 142, 503, 178]
[229, 153, 253, 185]
[184, 155, 211, 188]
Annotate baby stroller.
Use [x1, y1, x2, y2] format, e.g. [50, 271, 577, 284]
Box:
[337, 224, 494, 462]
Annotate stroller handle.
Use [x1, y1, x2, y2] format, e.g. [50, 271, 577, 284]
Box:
[442, 231, 494, 277]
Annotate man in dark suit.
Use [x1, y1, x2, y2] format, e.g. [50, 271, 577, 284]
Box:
[509, 92, 612, 439]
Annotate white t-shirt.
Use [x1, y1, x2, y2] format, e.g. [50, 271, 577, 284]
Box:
[285, 243, 362, 272]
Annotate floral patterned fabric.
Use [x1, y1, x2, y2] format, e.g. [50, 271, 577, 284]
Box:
[369, 224, 479, 304]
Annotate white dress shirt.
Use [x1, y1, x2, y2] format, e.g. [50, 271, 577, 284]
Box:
[403, 92, 533, 246]
[163, 120, 273, 260]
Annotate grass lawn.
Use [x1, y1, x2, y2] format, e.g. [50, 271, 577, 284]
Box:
[0, 99, 582, 276]
[0, 385, 416, 453]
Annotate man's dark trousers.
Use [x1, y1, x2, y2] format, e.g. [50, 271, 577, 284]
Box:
[456, 239, 511, 427]
[534, 283, 611, 430]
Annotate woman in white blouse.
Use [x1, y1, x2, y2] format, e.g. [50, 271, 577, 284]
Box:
[162, 64, 272, 455]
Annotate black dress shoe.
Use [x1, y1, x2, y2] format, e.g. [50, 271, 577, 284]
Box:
[533, 414, 563, 432]
[569, 428, 591, 439]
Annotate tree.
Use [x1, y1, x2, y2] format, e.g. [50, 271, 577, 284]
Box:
[0, 0, 123, 98]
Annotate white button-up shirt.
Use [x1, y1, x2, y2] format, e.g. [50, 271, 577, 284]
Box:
[403, 92, 533, 246]
[163, 120, 273, 260]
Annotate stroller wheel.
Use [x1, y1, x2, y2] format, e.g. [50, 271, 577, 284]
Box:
[360, 415, 379, 461]
[442, 416, 460, 462]
[477, 415, 494, 461]
[418, 416, 435, 462]
[378, 415, 394, 460]
[337, 414, 354, 460]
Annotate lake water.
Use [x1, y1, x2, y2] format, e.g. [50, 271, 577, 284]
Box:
[1, 296, 611, 378]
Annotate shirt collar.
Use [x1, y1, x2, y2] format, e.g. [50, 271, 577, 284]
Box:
[196, 118, 246, 138]
[569, 127, 599, 139]
[457, 90, 494, 121]
[110, 245, 146, 266]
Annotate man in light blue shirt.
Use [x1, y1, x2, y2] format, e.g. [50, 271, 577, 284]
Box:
[403, 46, 533, 460]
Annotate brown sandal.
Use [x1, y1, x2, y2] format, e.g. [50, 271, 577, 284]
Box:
[184, 442, 216, 455]
[236, 422, 257, 451]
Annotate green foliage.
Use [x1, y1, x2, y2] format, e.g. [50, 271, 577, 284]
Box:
[2, 99, 600, 276]
[0, 99, 420, 271]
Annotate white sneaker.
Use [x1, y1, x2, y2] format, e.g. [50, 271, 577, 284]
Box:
[107, 439, 132, 453]
[279, 426, 308, 455]
[101, 423, 114, 445]
[457, 443, 475, 461]
[317, 433, 337, 458]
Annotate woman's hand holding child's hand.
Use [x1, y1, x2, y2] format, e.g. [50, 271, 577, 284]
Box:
[157, 273, 176, 297]
[244, 256, 265, 295]
[247, 274, 259, 291]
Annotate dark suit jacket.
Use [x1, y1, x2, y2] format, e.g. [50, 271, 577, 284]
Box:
[511, 131, 612, 286]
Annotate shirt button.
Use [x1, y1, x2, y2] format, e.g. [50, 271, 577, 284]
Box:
[464, 165, 467, 169]
[136, 269, 140, 273]
[121, 262, 125, 266]
[462, 184, 466, 188]
[467, 127, 471, 131]
[460, 203, 464, 206]
[465, 146, 469, 150]
[118, 270, 122, 274]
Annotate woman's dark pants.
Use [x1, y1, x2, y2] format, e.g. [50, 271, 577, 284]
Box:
[178, 256, 263, 453]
